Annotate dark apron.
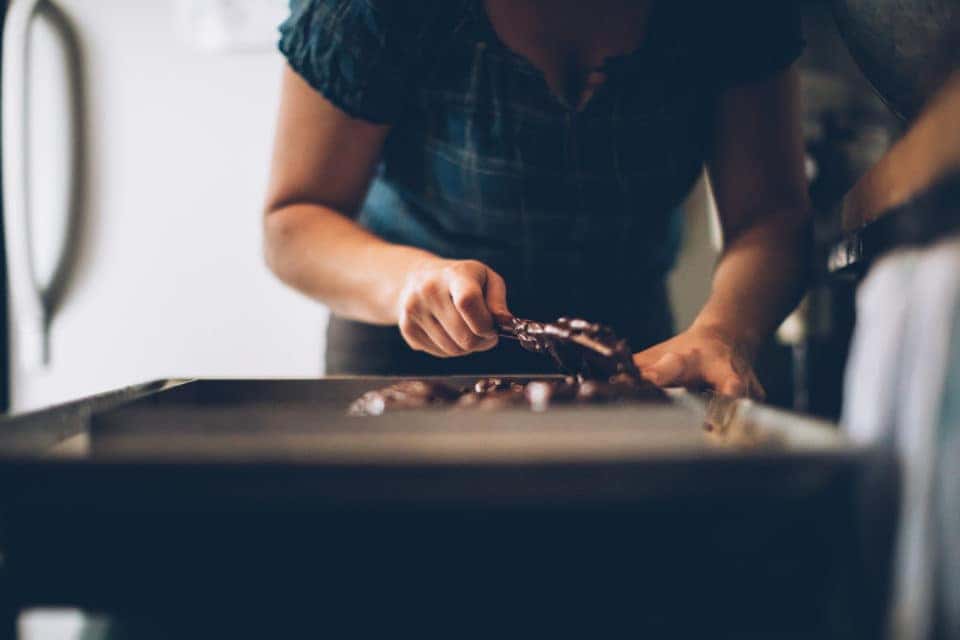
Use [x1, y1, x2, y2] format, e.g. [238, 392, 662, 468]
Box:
[325, 280, 674, 376]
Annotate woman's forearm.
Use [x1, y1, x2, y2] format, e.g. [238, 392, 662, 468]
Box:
[843, 71, 960, 230]
[692, 208, 810, 355]
[633, 208, 808, 398]
[264, 204, 435, 325]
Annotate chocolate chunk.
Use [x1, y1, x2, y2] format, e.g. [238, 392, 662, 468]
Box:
[499, 316, 642, 380]
[349, 316, 665, 415]
[524, 381, 553, 412]
[575, 374, 664, 404]
[457, 378, 528, 410]
[348, 380, 461, 416]
[472, 377, 525, 395]
[576, 380, 608, 403]
[474, 378, 504, 394]
[524, 378, 578, 412]
[456, 389, 526, 410]
[349, 374, 664, 415]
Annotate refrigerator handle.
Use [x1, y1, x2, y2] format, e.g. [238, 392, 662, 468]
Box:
[3, 0, 84, 368]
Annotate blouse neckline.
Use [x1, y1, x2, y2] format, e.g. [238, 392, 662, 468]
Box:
[466, 0, 667, 111]
[469, 1, 665, 72]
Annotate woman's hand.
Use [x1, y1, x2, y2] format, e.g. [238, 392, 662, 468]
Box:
[397, 258, 511, 358]
[633, 326, 765, 399]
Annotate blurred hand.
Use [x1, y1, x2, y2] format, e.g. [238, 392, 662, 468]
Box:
[633, 326, 765, 399]
[397, 258, 511, 358]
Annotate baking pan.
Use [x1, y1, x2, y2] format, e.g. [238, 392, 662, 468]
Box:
[0, 378, 873, 637]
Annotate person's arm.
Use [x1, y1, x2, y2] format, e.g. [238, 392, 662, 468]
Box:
[842, 70, 960, 231]
[634, 66, 811, 397]
[264, 67, 511, 358]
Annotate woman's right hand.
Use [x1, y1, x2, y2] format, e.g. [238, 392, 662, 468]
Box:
[396, 258, 511, 358]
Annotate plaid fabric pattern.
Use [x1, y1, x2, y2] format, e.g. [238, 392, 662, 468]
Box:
[279, 0, 802, 344]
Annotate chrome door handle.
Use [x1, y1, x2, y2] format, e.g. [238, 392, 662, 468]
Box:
[3, 0, 85, 368]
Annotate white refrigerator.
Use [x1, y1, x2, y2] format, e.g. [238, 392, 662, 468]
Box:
[3, 0, 326, 412]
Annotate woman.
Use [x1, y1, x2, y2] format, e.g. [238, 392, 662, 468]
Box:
[265, 0, 810, 398]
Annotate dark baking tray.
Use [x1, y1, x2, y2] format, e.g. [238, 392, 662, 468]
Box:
[0, 378, 874, 636]
[0, 376, 860, 508]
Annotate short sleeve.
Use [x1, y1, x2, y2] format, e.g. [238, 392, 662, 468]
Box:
[278, 0, 426, 124]
[708, 1, 805, 88]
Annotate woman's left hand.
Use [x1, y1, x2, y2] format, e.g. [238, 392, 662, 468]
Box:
[633, 326, 765, 399]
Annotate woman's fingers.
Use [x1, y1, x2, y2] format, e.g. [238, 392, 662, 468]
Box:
[397, 258, 509, 357]
[717, 374, 764, 400]
[704, 361, 765, 400]
[399, 291, 464, 357]
[632, 348, 663, 371]
[745, 373, 766, 401]
[643, 352, 690, 387]
[419, 313, 466, 357]
[448, 276, 496, 339]
[442, 265, 503, 352]
[719, 377, 746, 398]
[483, 268, 511, 318]
[437, 294, 497, 352]
[638, 344, 764, 400]
[397, 316, 448, 358]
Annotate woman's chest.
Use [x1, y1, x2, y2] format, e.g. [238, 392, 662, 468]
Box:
[481, 0, 653, 109]
[385, 42, 716, 212]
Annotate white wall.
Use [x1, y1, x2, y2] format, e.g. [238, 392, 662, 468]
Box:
[668, 174, 720, 331]
[10, 0, 325, 411]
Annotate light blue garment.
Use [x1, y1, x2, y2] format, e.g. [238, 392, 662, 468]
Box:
[843, 236, 960, 639]
[935, 291, 960, 639]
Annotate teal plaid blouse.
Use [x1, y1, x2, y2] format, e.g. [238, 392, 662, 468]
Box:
[279, 0, 803, 349]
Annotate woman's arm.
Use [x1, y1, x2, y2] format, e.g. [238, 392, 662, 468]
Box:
[842, 71, 960, 231]
[265, 67, 510, 357]
[635, 67, 811, 397]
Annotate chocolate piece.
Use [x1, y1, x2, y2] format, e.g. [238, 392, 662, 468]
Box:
[498, 316, 642, 380]
[576, 373, 664, 404]
[576, 380, 609, 403]
[456, 389, 526, 410]
[457, 377, 528, 410]
[348, 380, 461, 416]
[472, 377, 525, 395]
[524, 377, 579, 412]
[349, 316, 665, 415]
[348, 374, 664, 415]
